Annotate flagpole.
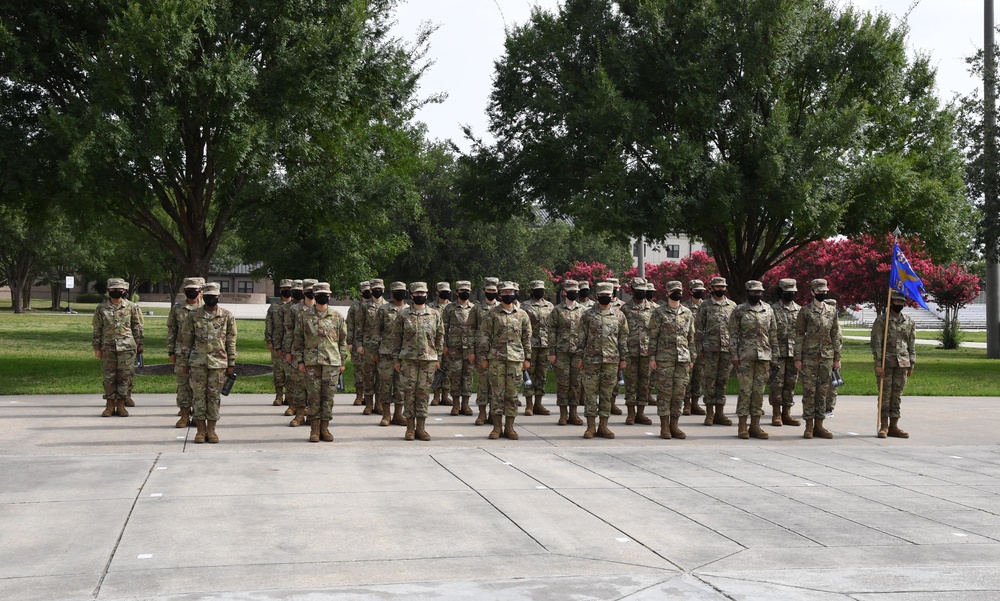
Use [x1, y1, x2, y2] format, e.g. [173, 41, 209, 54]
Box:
[876, 284, 892, 435]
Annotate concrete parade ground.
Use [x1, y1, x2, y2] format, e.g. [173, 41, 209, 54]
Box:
[2, 393, 999, 600]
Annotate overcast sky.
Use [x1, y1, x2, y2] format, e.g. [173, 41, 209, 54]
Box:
[391, 0, 987, 151]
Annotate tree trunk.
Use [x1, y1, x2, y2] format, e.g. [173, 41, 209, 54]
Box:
[49, 283, 63, 310]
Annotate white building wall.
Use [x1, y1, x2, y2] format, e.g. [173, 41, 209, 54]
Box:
[632, 234, 708, 266]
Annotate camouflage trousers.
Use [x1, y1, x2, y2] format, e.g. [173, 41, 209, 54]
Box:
[431, 356, 450, 395]
[174, 362, 193, 408]
[361, 349, 379, 397]
[700, 350, 732, 406]
[285, 356, 307, 408]
[554, 352, 581, 407]
[526, 348, 549, 396]
[736, 360, 769, 417]
[447, 352, 475, 396]
[799, 357, 833, 420]
[271, 349, 286, 389]
[489, 360, 523, 418]
[684, 353, 705, 404]
[768, 357, 797, 407]
[377, 354, 402, 406]
[475, 360, 492, 408]
[655, 359, 690, 418]
[400, 359, 436, 419]
[350, 350, 364, 394]
[624, 354, 653, 406]
[100, 347, 136, 401]
[305, 365, 338, 421]
[190, 366, 226, 421]
[826, 382, 838, 413]
[582, 362, 617, 418]
[877, 365, 908, 419]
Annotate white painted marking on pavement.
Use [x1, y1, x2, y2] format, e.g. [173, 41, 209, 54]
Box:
[434, 418, 442, 421]
[150, 493, 162, 497]
[503, 462, 512, 465]
[730, 457, 741, 461]
[953, 533, 968, 537]
[176, 436, 185, 439]
[137, 554, 153, 559]
[616, 537, 630, 542]
[804, 483, 816, 487]
[156, 467, 167, 470]
[848, 432, 859, 436]
[454, 434, 463, 437]
[951, 456, 963, 459]
[645, 432, 655, 436]
[535, 485, 547, 490]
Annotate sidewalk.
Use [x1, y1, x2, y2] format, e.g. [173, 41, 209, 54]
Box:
[2, 393, 999, 600]
[842, 334, 988, 349]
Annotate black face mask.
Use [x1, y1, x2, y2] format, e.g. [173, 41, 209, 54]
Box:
[438, 291, 450, 300]
[280, 289, 292, 299]
[292, 291, 304, 301]
[304, 290, 314, 300]
[412, 295, 427, 305]
[747, 294, 763, 305]
[890, 303, 904, 313]
[578, 289, 589, 298]
[484, 292, 498, 302]
[361, 290, 372, 299]
[712, 289, 726, 298]
[597, 295, 613, 306]
[392, 290, 407, 301]
[565, 291, 579, 301]
[184, 289, 200, 300]
[314, 294, 330, 305]
[669, 291, 682, 301]
[500, 294, 516, 305]
[372, 289, 384, 299]
[108, 289, 125, 299]
[458, 291, 471, 301]
[532, 289, 544, 300]
[782, 292, 796, 303]
[814, 293, 827, 303]
[632, 290, 645, 301]
[692, 290, 705, 300]
[203, 295, 219, 307]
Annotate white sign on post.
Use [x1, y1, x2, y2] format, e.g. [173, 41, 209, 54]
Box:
[65, 276, 75, 290]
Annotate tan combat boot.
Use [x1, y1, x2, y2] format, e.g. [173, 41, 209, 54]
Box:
[659, 416, 671, 439]
[625, 404, 636, 425]
[504, 416, 519, 440]
[877, 413, 889, 438]
[583, 416, 597, 439]
[610, 401, 623, 416]
[431, 391, 440, 406]
[475, 405, 488, 426]
[320, 420, 333, 442]
[738, 415, 750, 439]
[194, 419, 206, 443]
[803, 419, 814, 439]
[533, 394, 550, 416]
[597, 416, 615, 439]
[557, 405, 569, 426]
[308, 419, 321, 442]
[450, 395, 460, 416]
[404, 417, 415, 441]
[749, 415, 769, 439]
[771, 404, 782, 426]
[568, 405, 584, 426]
[461, 396, 474, 416]
[669, 416, 686, 439]
[391, 404, 406, 426]
[374, 396, 384, 415]
[781, 406, 800, 426]
[682, 400, 691, 416]
[488, 414, 503, 439]
[379, 403, 391, 427]
[888, 417, 909, 438]
[175, 406, 191, 428]
[813, 417, 833, 439]
[283, 403, 295, 416]
[690, 398, 707, 415]
[289, 406, 306, 427]
[363, 395, 373, 416]
[273, 387, 284, 406]
[713, 405, 732, 426]
[115, 399, 129, 417]
[704, 404, 715, 426]
[206, 420, 219, 443]
[415, 417, 431, 441]
[524, 394, 533, 416]
[353, 391, 363, 406]
[124, 397, 135, 407]
[101, 399, 115, 417]
[635, 404, 652, 425]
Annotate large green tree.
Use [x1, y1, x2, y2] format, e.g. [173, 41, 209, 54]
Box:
[461, 0, 972, 298]
[1, 0, 430, 278]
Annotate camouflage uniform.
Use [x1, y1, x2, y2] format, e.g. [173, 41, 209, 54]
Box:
[696, 278, 737, 423]
[428, 282, 452, 404]
[578, 284, 628, 438]
[548, 280, 586, 425]
[728, 281, 778, 439]
[92, 278, 144, 416]
[824, 298, 839, 417]
[391, 283, 444, 440]
[769, 278, 802, 425]
[374, 282, 407, 425]
[265, 279, 292, 405]
[292, 284, 347, 433]
[283, 279, 317, 416]
[871, 293, 916, 435]
[521, 280, 554, 416]
[621, 279, 657, 424]
[648, 285, 695, 426]
[477, 282, 532, 439]
[682, 279, 708, 415]
[167, 277, 204, 426]
[358, 278, 386, 411]
[577, 281, 594, 310]
[179, 285, 237, 426]
[274, 279, 302, 414]
[794, 279, 842, 437]
[442, 281, 477, 416]
[345, 281, 370, 405]
[469, 277, 500, 412]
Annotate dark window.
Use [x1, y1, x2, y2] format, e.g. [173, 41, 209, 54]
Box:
[217, 281, 230, 293]
[666, 244, 680, 259]
[238, 281, 253, 294]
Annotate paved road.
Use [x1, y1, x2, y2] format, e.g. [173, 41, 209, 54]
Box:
[2, 393, 998, 600]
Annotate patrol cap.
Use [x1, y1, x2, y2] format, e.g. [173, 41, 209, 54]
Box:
[183, 277, 205, 290]
[483, 277, 499, 291]
[810, 278, 829, 292]
[302, 278, 318, 291]
[596, 282, 614, 295]
[456, 280, 472, 291]
[279, 279, 294, 289]
[512, 282, 521, 291]
[390, 281, 406, 291]
[291, 280, 304, 291]
[578, 281, 591, 290]
[107, 277, 127, 290]
[359, 280, 370, 291]
[436, 281, 451, 292]
[643, 281, 656, 291]
[530, 280, 546, 290]
[499, 281, 516, 292]
[202, 282, 221, 295]
[890, 290, 906, 301]
[606, 278, 620, 286]
[710, 277, 727, 287]
[689, 279, 706, 291]
[313, 282, 332, 295]
[745, 280, 764, 292]
[410, 281, 428, 293]
[778, 278, 797, 292]
[665, 280, 683, 292]
[369, 278, 385, 289]
[630, 278, 647, 290]
[824, 298, 838, 306]
[562, 279, 579, 292]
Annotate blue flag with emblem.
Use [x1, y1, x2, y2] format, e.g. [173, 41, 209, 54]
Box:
[889, 243, 930, 310]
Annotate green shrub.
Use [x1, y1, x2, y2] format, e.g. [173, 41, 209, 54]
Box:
[75, 292, 105, 303]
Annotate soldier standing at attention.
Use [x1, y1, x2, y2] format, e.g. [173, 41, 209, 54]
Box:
[284, 279, 317, 427]
[728, 280, 778, 440]
[358, 279, 386, 415]
[442, 280, 477, 417]
[622, 278, 656, 426]
[577, 281, 594, 309]
[179, 282, 236, 444]
[346, 281, 370, 410]
[577, 282, 628, 439]
[374, 281, 408, 427]
[391, 282, 445, 441]
[871, 291, 916, 438]
[478, 281, 532, 440]
[278, 280, 303, 416]
[696, 277, 737, 426]
[794, 278, 842, 439]
[649, 281, 695, 439]
[604, 278, 626, 416]
[293, 283, 346, 443]
[548, 280, 586, 426]
[768, 279, 802, 427]
[265, 279, 292, 408]
[93, 277, 144, 417]
[469, 277, 500, 425]
[168, 277, 204, 427]
[429, 282, 452, 406]
[824, 297, 840, 419]
[682, 280, 708, 416]
[521, 280, 554, 417]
